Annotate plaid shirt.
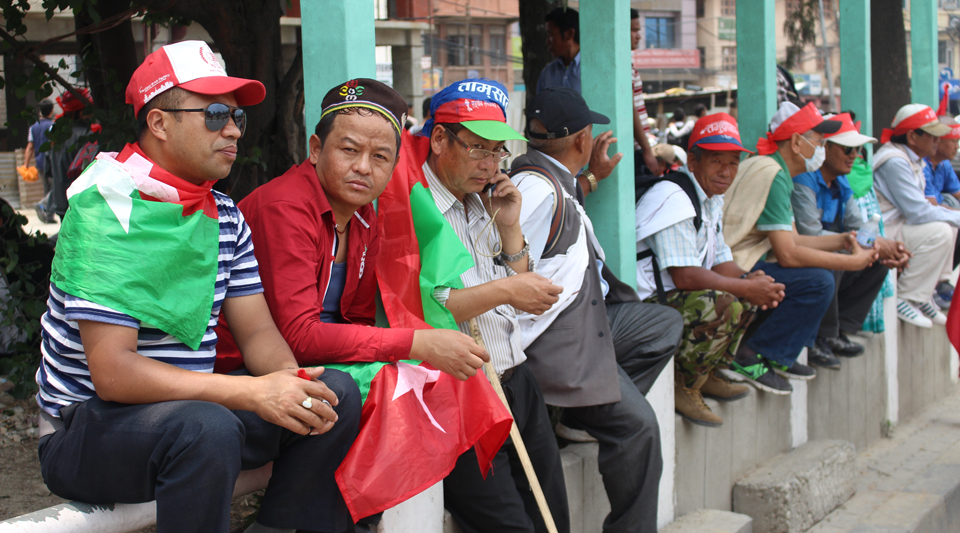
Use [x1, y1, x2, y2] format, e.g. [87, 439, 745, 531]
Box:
[644, 172, 733, 269]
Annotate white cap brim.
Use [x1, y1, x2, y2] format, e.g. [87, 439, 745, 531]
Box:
[827, 130, 877, 147]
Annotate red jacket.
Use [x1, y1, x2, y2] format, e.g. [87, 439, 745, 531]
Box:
[214, 160, 414, 372]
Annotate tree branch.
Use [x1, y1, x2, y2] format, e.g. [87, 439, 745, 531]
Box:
[0, 25, 93, 108]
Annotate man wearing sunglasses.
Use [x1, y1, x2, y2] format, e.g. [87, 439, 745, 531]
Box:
[381, 79, 569, 533]
[791, 113, 908, 368]
[34, 41, 360, 533]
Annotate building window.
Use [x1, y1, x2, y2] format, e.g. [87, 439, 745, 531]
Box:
[374, 0, 388, 20]
[699, 46, 706, 68]
[446, 25, 467, 66]
[469, 26, 483, 66]
[645, 17, 675, 49]
[696, 0, 705, 18]
[490, 27, 507, 66]
[722, 0, 735, 16]
[940, 40, 948, 64]
[722, 46, 737, 71]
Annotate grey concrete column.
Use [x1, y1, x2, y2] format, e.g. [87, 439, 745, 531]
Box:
[392, 44, 425, 122]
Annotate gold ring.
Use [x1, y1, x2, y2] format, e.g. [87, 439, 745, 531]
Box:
[301, 397, 313, 409]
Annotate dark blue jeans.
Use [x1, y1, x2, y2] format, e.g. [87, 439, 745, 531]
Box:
[745, 262, 834, 367]
[38, 369, 361, 533]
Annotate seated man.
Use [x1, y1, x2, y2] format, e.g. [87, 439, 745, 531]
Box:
[722, 102, 877, 393]
[791, 113, 907, 368]
[874, 104, 959, 327]
[391, 80, 569, 533]
[34, 41, 360, 533]
[923, 116, 960, 307]
[214, 78, 487, 381]
[636, 113, 784, 425]
[511, 87, 680, 532]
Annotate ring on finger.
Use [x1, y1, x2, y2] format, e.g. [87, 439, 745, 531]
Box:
[302, 397, 314, 409]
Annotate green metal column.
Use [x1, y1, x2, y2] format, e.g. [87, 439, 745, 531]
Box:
[911, 0, 938, 107]
[300, 2, 377, 143]
[735, 0, 777, 152]
[580, 0, 636, 286]
[839, 0, 872, 162]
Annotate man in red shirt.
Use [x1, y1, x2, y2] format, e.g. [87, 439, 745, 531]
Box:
[216, 79, 488, 380]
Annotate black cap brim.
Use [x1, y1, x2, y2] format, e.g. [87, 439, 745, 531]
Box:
[588, 109, 610, 125]
[812, 119, 842, 134]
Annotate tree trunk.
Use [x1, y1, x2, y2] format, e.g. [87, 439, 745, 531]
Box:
[517, 0, 564, 110]
[162, 0, 299, 200]
[871, 0, 910, 140]
[74, 0, 139, 114]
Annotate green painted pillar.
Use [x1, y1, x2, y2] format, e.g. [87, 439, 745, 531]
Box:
[300, 2, 377, 143]
[911, 0, 938, 107]
[735, 0, 777, 153]
[839, 0, 872, 162]
[580, 0, 636, 286]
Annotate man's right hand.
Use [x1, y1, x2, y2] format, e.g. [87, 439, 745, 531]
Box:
[742, 274, 786, 310]
[412, 329, 490, 381]
[249, 367, 340, 436]
[506, 272, 563, 315]
[848, 238, 880, 269]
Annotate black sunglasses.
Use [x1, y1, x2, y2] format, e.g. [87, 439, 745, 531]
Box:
[842, 145, 862, 156]
[159, 103, 246, 136]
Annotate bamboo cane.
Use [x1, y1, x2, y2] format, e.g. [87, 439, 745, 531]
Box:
[467, 318, 559, 533]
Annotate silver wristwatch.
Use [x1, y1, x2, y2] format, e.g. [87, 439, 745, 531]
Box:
[500, 235, 530, 263]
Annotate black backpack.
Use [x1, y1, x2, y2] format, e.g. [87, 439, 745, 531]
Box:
[635, 171, 702, 304]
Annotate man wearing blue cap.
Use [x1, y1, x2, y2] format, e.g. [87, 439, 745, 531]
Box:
[511, 87, 681, 533]
[383, 78, 571, 533]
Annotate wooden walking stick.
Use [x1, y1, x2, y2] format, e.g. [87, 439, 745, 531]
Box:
[468, 318, 559, 533]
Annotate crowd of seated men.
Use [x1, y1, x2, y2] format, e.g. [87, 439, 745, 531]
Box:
[29, 8, 959, 533]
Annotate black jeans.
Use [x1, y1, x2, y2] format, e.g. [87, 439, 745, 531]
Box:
[818, 262, 890, 339]
[444, 363, 570, 533]
[38, 369, 361, 533]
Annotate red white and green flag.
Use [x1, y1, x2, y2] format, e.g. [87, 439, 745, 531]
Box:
[329, 133, 512, 520]
[50, 144, 221, 349]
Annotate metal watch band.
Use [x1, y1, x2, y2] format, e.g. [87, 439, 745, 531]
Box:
[500, 235, 530, 263]
[582, 171, 598, 192]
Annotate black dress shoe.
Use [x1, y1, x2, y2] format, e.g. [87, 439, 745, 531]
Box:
[809, 340, 842, 370]
[823, 333, 865, 357]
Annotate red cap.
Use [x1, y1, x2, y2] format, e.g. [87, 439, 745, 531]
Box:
[126, 40, 265, 116]
[688, 113, 753, 153]
[943, 126, 960, 140]
[823, 113, 877, 146]
[56, 88, 92, 116]
[756, 102, 838, 155]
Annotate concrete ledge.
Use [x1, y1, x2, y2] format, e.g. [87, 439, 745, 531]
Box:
[733, 440, 856, 533]
[659, 509, 752, 533]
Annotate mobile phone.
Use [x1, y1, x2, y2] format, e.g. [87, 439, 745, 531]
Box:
[482, 182, 496, 196]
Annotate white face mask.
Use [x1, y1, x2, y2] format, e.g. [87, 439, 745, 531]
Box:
[800, 135, 826, 172]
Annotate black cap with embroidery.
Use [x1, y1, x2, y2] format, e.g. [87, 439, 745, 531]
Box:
[320, 78, 409, 136]
[526, 87, 610, 139]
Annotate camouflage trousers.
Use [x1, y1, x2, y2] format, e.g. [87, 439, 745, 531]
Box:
[644, 289, 756, 387]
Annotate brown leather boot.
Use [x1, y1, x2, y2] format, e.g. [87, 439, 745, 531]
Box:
[675, 374, 722, 427]
[701, 372, 751, 402]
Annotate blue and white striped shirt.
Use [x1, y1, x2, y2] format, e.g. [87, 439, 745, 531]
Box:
[35, 191, 263, 417]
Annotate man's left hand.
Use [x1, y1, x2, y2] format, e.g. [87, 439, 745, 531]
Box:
[588, 130, 624, 181]
[484, 171, 523, 229]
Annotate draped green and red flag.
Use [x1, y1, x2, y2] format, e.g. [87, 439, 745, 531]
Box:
[330, 132, 512, 520]
[51, 144, 220, 349]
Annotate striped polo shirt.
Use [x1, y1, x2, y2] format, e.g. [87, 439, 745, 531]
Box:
[35, 191, 263, 417]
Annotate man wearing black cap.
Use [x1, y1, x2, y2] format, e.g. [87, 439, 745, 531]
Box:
[510, 87, 681, 533]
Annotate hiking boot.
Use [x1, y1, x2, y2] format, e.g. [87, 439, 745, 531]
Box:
[822, 333, 864, 357]
[34, 202, 54, 224]
[701, 372, 750, 402]
[728, 353, 792, 395]
[675, 375, 722, 427]
[768, 359, 817, 380]
[916, 299, 947, 326]
[897, 299, 933, 328]
[808, 339, 842, 370]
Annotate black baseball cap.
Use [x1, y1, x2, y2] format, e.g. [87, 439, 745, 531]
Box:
[526, 87, 609, 139]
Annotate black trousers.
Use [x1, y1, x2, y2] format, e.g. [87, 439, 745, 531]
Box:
[444, 363, 570, 533]
[37, 369, 361, 533]
[818, 262, 889, 339]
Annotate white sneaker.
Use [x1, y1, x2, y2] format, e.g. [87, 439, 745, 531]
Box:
[897, 299, 933, 328]
[555, 422, 597, 442]
[915, 299, 948, 326]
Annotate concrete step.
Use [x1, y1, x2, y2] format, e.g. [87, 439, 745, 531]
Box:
[733, 440, 856, 533]
[809, 392, 960, 533]
[659, 509, 753, 533]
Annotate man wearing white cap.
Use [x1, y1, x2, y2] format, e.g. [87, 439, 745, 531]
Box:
[34, 41, 360, 533]
[722, 102, 877, 394]
[922, 116, 960, 309]
[874, 104, 959, 327]
[791, 113, 910, 369]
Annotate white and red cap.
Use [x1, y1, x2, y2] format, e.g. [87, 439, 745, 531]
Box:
[126, 40, 266, 116]
[823, 113, 877, 147]
[688, 112, 753, 154]
[939, 115, 960, 140]
[881, 104, 952, 143]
